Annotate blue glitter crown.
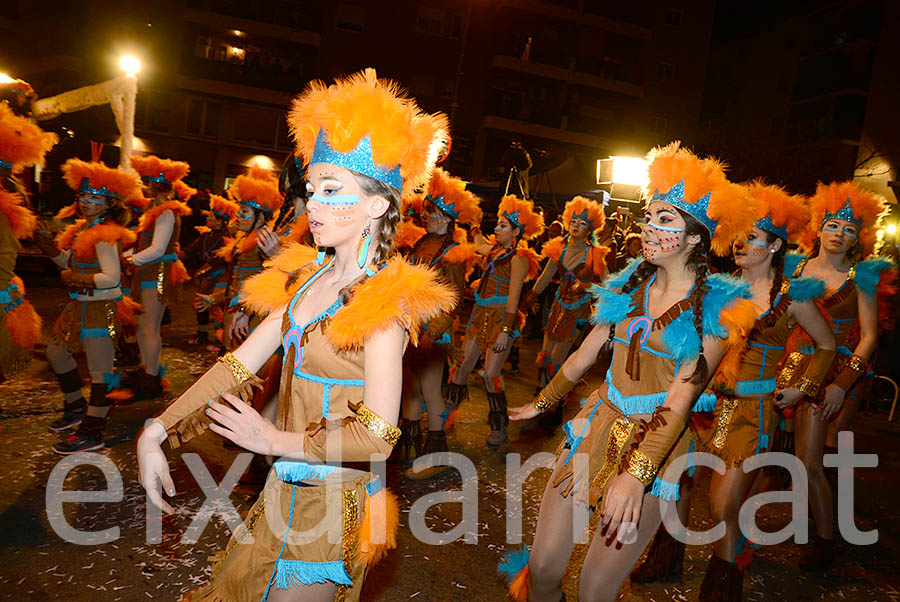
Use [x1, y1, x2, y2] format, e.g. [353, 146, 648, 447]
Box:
[572, 208, 590, 224]
[141, 172, 169, 184]
[755, 214, 787, 240]
[503, 210, 522, 231]
[649, 179, 718, 236]
[310, 130, 403, 192]
[823, 198, 862, 228]
[79, 177, 120, 200]
[426, 194, 459, 219]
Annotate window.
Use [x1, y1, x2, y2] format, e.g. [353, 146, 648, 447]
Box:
[335, 2, 364, 32]
[135, 90, 172, 133]
[770, 116, 784, 137]
[650, 116, 668, 133]
[185, 98, 221, 139]
[416, 7, 444, 36]
[232, 105, 278, 146]
[657, 62, 675, 81]
[664, 8, 683, 26]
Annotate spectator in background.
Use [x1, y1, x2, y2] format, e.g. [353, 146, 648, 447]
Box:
[596, 214, 618, 272]
[617, 231, 642, 270]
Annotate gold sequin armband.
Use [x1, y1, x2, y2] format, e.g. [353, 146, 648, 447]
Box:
[532, 370, 578, 413]
[796, 378, 821, 397]
[218, 352, 253, 384]
[776, 351, 805, 390]
[833, 354, 867, 391]
[624, 450, 657, 486]
[355, 404, 401, 446]
[793, 347, 836, 398]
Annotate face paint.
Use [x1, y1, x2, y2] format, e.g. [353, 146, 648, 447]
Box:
[741, 237, 769, 257]
[78, 194, 106, 207]
[641, 219, 685, 261]
[822, 222, 858, 239]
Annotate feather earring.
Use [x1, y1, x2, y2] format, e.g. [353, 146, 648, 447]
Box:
[357, 221, 372, 269]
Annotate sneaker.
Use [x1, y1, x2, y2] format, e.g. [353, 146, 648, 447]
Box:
[53, 433, 104, 455]
[48, 407, 86, 432]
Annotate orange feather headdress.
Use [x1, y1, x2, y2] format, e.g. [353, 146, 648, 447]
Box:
[643, 141, 757, 256]
[61, 158, 141, 202]
[423, 167, 482, 227]
[227, 165, 283, 214]
[0, 102, 57, 172]
[801, 181, 889, 258]
[562, 196, 605, 231]
[173, 180, 197, 202]
[745, 180, 808, 243]
[288, 68, 449, 198]
[497, 195, 544, 240]
[208, 193, 239, 220]
[129, 154, 190, 185]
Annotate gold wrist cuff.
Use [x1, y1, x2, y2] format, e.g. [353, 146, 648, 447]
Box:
[218, 352, 252, 383]
[624, 449, 657, 486]
[776, 351, 804, 390]
[796, 377, 821, 398]
[847, 354, 866, 373]
[355, 404, 401, 446]
[534, 393, 557, 413]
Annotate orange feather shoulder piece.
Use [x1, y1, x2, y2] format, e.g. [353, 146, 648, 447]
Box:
[240, 243, 320, 315]
[442, 241, 477, 266]
[137, 200, 192, 233]
[326, 255, 457, 350]
[540, 236, 565, 263]
[589, 244, 611, 279]
[515, 243, 542, 281]
[0, 189, 37, 240]
[394, 219, 426, 251]
[70, 223, 136, 260]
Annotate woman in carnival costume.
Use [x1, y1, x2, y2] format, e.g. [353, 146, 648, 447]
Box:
[630, 182, 837, 600]
[777, 181, 895, 570]
[125, 154, 192, 399]
[183, 193, 239, 345]
[194, 166, 283, 350]
[502, 142, 760, 602]
[446, 194, 543, 446]
[394, 167, 480, 476]
[137, 68, 453, 601]
[527, 195, 610, 432]
[0, 102, 55, 380]
[41, 159, 141, 453]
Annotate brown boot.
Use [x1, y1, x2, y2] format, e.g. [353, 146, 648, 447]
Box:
[798, 535, 835, 572]
[699, 555, 743, 602]
[444, 382, 468, 413]
[630, 527, 685, 583]
[394, 420, 422, 464]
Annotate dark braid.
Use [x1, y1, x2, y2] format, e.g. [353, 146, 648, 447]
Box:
[682, 212, 712, 385]
[766, 232, 787, 310]
[596, 259, 658, 367]
[350, 169, 402, 265]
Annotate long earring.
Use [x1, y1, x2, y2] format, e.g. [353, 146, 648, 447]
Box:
[357, 221, 372, 269]
[315, 246, 326, 265]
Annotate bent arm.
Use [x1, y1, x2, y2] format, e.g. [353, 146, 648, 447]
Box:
[93, 242, 122, 289]
[132, 210, 175, 265]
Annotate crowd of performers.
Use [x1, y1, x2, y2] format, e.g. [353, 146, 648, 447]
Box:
[0, 69, 897, 602]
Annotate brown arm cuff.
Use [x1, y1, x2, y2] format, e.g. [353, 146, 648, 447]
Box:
[155, 354, 262, 448]
[795, 347, 837, 397]
[621, 407, 686, 485]
[832, 354, 867, 391]
[63, 270, 97, 290]
[303, 402, 399, 463]
[501, 311, 516, 334]
[534, 370, 578, 413]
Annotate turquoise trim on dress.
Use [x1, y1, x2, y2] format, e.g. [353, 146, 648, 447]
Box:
[651, 477, 680, 501]
[275, 460, 341, 482]
[273, 559, 353, 588]
[735, 378, 776, 396]
[562, 398, 604, 465]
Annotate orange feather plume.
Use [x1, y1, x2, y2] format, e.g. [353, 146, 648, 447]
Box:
[393, 218, 426, 251]
[562, 196, 605, 231]
[227, 165, 283, 213]
[356, 487, 400, 567]
[288, 68, 449, 197]
[541, 236, 565, 263]
[425, 167, 482, 226]
[129, 154, 190, 184]
[208, 194, 239, 220]
[644, 141, 759, 256]
[801, 180, 889, 258]
[69, 223, 136, 260]
[240, 243, 320, 314]
[173, 180, 197, 202]
[125, 192, 149, 212]
[746, 180, 809, 243]
[498, 195, 544, 240]
[402, 193, 426, 220]
[0, 189, 37, 239]
[137, 200, 192, 233]
[515, 242, 543, 280]
[61, 158, 141, 201]
[5, 294, 42, 351]
[0, 102, 57, 171]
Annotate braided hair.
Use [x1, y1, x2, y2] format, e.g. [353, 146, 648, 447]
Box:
[350, 170, 401, 265]
[683, 212, 711, 385]
[764, 231, 787, 309]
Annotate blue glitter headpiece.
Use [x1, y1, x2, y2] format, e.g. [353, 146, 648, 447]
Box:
[571, 208, 590, 224]
[502, 211, 523, 232]
[649, 179, 718, 236]
[310, 130, 403, 192]
[0, 159, 12, 169]
[79, 177, 120, 200]
[426, 194, 459, 220]
[823, 198, 862, 228]
[755, 214, 787, 240]
[141, 172, 169, 184]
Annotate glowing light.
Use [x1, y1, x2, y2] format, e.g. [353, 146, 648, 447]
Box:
[119, 55, 141, 75]
[609, 156, 649, 187]
[233, 29, 245, 37]
[0, 73, 14, 84]
[887, 224, 897, 236]
[229, 46, 245, 59]
[247, 155, 275, 170]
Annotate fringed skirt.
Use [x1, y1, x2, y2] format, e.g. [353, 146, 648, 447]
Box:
[132, 257, 190, 305]
[545, 294, 591, 343]
[690, 386, 776, 467]
[187, 463, 398, 602]
[552, 389, 692, 510]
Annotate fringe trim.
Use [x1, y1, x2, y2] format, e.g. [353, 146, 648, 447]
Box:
[274, 460, 341, 482]
[167, 374, 263, 449]
[273, 559, 353, 587]
[650, 477, 680, 501]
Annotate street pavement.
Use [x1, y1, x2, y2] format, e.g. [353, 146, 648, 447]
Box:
[1, 282, 899, 601]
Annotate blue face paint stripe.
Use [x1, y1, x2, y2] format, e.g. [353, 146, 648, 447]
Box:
[822, 223, 858, 239]
[310, 192, 360, 206]
[646, 220, 683, 233]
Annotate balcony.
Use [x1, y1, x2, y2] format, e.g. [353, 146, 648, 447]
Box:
[490, 55, 644, 97]
[184, 8, 321, 46]
[497, 0, 650, 39]
[186, 0, 323, 34]
[479, 115, 615, 150]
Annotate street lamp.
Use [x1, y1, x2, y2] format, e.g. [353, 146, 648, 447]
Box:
[119, 55, 141, 77]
